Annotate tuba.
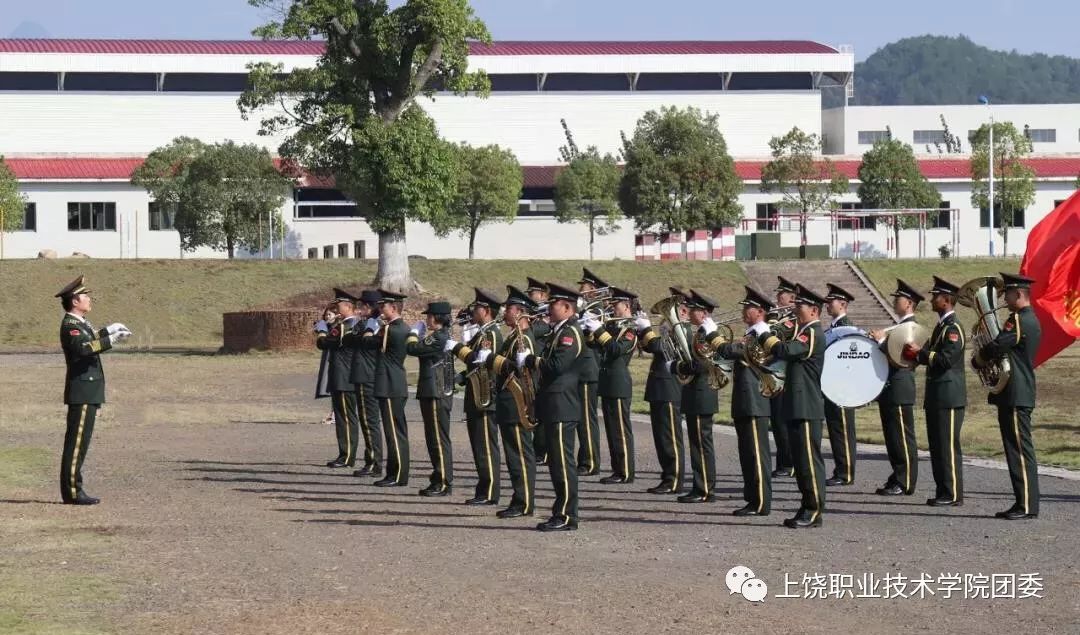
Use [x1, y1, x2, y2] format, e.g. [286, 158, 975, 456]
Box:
[958, 277, 1012, 394]
[648, 295, 695, 384]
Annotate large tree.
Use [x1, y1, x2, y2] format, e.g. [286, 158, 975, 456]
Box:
[618, 106, 742, 235]
[132, 137, 290, 258]
[969, 121, 1036, 257]
[239, 0, 491, 291]
[554, 120, 621, 260]
[857, 138, 940, 257]
[435, 143, 522, 259]
[0, 156, 27, 232]
[759, 127, 849, 246]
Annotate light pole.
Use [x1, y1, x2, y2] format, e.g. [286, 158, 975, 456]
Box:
[979, 95, 994, 256]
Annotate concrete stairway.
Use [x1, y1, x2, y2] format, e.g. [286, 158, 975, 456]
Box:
[738, 260, 897, 331]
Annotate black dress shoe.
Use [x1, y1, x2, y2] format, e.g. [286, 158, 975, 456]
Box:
[825, 476, 852, 486]
[926, 497, 963, 507]
[536, 517, 578, 532]
[326, 459, 348, 468]
[67, 494, 100, 506]
[772, 468, 794, 478]
[783, 515, 822, 529]
[577, 466, 599, 476]
[875, 484, 905, 496]
[496, 507, 533, 519]
[374, 478, 406, 487]
[352, 464, 380, 477]
[599, 474, 633, 485]
[465, 497, 498, 506]
[733, 505, 768, 517]
[997, 508, 1037, 520]
[646, 483, 678, 494]
[677, 492, 716, 504]
[419, 485, 451, 497]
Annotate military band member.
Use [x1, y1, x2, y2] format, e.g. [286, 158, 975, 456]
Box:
[349, 290, 384, 477]
[635, 287, 688, 494]
[526, 276, 551, 465]
[904, 277, 966, 507]
[758, 284, 827, 528]
[823, 283, 858, 486]
[486, 286, 539, 518]
[713, 287, 774, 516]
[315, 289, 362, 469]
[406, 301, 455, 496]
[868, 280, 924, 496]
[974, 273, 1042, 520]
[517, 282, 586, 532]
[672, 289, 722, 504]
[582, 287, 638, 484]
[446, 288, 504, 506]
[56, 276, 131, 505]
[357, 289, 412, 487]
[576, 268, 605, 476]
[768, 276, 799, 478]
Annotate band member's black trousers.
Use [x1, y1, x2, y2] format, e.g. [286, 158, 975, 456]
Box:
[770, 395, 794, 474]
[685, 414, 717, 497]
[824, 399, 857, 483]
[648, 400, 684, 491]
[925, 407, 964, 503]
[878, 402, 918, 493]
[735, 416, 772, 514]
[533, 422, 548, 465]
[330, 390, 359, 466]
[788, 419, 826, 519]
[545, 420, 579, 522]
[601, 397, 635, 480]
[419, 397, 453, 489]
[61, 403, 98, 503]
[997, 405, 1039, 516]
[354, 382, 382, 469]
[499, 421, 536, 514]
[577, 382, 601, 473]
[466, 413, 500, 502]
[379, 397, 409, 484]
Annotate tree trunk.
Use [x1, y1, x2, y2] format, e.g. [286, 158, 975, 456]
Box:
[588, 214, 595, 260]
[374, 227, 413, 292]
[468, 223, 477, 260]
[1001, 226, 1008, 257]
[227, 236, 235, 259]
[893, 221, 901, 259]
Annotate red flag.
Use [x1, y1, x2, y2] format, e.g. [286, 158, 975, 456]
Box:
[1021, 191, 1080, 366]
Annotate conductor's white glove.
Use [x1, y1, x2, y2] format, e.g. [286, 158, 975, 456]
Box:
[105, 323, 129, 336]
[750, 321, 771, 337]
[634, 316, 652, 331]
[702, 317, 718, 335]
[475, 349, 492, 364]
[108, 330, 132, 345]
[444, 339, 459, 353]
[515, 351, 530, 368]
[364, 317, 380, 333]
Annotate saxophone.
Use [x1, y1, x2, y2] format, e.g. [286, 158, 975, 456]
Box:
[959, 277, 1012, 394]
[504, 323, 538, 430]
[465, 310, 503, 409]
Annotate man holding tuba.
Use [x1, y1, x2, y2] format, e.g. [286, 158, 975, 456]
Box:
[767, 276, 799, 478]
[972, 273, 1042, 520]
[406, 301, 455, 497]
[823, 283, 859, 487]
[902, 277, 967, 508]
[446, 288, 504, 506]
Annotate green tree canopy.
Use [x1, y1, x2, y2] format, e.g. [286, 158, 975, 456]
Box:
[131, 138, 290, 258]
[239, 0, 491, 291]
[618, 106, 742, 234]
[0, 156, 27, 232]
[969, 121, 1036, 257]
[435, 143, 523, 259]
[759, 127, 849, 245]
[857, 138, 941, 257]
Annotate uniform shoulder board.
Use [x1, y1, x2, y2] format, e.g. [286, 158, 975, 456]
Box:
[62, 318, 79, 326]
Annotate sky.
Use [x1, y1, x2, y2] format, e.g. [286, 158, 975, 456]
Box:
[3, 0, 1079, 61]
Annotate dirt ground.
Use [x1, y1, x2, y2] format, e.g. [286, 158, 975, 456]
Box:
[2, 352, 1080, 634]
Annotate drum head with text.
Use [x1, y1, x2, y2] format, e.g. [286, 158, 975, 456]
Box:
[821, 334, 889, 408]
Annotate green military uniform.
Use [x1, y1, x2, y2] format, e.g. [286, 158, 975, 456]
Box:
[875, 279, 924, 497]
[912, 277, 967, 507]
[348, 290, 384, 476]
[588, 286, 639, 484]
[768, 276, 799, 477]
[976, 273, 1042, 519]
[760, 284, 827, 528]
[451, 288, 504, 505]
[406, 301, 454, 496]
[316, 297, 361, 468]
[713, 286, 775, 516]
[822, 284, 858, 486]
[523, 282, 586, 531]
[526, 277, 551, 464]
[638, 308, 686, 494]
[673, 290, 722, 504]
[576, 268, 604, 476]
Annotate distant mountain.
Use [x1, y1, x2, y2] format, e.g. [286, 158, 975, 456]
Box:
[7, 21, 51, 38]
[836, 35, 1080, 106]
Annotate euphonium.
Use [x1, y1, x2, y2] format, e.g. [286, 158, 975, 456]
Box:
[504, 322, 538, 430]
[648, 295, 695, 385]
[464, 309, 503, 409]
[959, 277, 1012, 394]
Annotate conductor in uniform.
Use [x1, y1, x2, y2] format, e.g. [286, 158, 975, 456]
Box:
[823, 283, 858, 486]
[973, 273, 1042, 520]
[56, 276, 132, 505]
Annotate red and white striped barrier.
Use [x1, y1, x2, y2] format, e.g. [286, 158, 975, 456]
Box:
[711, 227, 735, 261]
[660, 232, 682, 261]
[685, 229, 709, 260]
[635, 234, 660, 261]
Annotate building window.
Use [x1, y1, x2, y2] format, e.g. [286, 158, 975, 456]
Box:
[837, 202, 876, 230]
[67, 202, 116, 231]
[754, 203, 778, 231]
[17, 203, 37, 231]
[148, 202, 177, 231]
[857, 130, 890, 145]
[913, 130, 947, 145]
[928, 201, 952, 229]
[337, 243, 348, 258]
[353, 241, 366, 259]
[980, 204, 1026, 229]
[323, 245, 334, 259]
[1026, 128, 1056, 143]
[308, 248, 318, 259]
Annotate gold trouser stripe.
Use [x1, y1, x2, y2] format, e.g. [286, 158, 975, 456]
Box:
[387, 400, 402, 482]
[514, 425, 531, 512]
[358, 385, 371, 460]
[340, 392, 353, 465]
[841, 408, 851, 483]
[483, 414, 494, 500]
[697, 416, 709, 495]
[1013, 409, 1028, 514]
[558, 423, 570, 519]
[432, 400, 447, 487]
[617, 398, 630, 478]
[583, 384, 595, 470]
[948, 409, 958, 502]
[805, 421, 821, 522]
[667, 403, 679, 492]
[898, 406, 911, 492]
[70, 405, 88, 500]
[752, 418, 764, 513]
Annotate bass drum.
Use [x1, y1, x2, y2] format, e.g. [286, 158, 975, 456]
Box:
[821, 333, 890, 408]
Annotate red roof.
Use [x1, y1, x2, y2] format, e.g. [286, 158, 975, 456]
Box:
[8, 157, 1080, 185]
[0, 38, 837, 57]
